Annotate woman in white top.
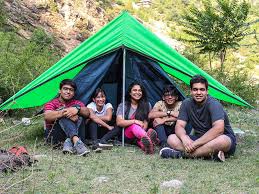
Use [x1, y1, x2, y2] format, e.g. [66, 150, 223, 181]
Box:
[86, 88, 114, 146]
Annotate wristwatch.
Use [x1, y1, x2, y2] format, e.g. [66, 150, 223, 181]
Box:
[167, 110, 171, 116]
[73, 105, 81, 114]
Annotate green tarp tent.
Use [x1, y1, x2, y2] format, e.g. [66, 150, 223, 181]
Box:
[0, 11, 251, 110]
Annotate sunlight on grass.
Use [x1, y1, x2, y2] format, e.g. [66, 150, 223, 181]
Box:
[0, 107, 258, 193]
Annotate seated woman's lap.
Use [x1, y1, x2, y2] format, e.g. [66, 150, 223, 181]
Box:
[125, 124, 146, 139]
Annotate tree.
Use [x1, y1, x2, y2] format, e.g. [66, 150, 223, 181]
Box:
[0, 0, 6, 29]
[181, 0, 250, 72]
[0, 28, 60, 100]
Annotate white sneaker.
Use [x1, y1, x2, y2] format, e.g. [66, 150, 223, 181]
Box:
[98, 142, 113, 149]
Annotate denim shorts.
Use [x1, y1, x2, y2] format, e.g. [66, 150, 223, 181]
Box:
[188, 133, 236, 156]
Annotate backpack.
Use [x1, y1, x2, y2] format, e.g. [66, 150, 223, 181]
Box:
[0, 146, 31, 173]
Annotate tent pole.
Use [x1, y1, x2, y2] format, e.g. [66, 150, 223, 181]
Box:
[122, 46, 126, 147]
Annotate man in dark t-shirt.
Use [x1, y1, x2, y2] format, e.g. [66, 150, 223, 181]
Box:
[160, 75, 236, 161]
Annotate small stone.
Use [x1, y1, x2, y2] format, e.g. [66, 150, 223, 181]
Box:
[0, 118, 4, 123]
[161, 179, 183, 189]
[94, 176, 109, 184]
[22, 118, 31, 126]
[233, 128, 245, 136]
[12, 120, 21, 125]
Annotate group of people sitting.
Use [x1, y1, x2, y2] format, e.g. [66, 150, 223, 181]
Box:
[43, 75, 236, 161]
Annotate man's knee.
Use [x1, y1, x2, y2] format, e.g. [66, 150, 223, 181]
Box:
[217, 135, 231, 145]
[59, 117, 77, 127]
[167, 134, 181, 148]
[59, 117, 70, 123]
[208, 135, 232, 152]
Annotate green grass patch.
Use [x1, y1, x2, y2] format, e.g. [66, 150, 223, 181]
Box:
[0, 107, 258, 193]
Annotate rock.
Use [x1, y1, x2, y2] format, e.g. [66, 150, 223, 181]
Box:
[93, 176, 110, 184]
[0, 118, 5, 124]
[12, 120, 21, 125]
[233, 128, 245, 142]
[233, 128, 245, 136]
[31, 154, 47, 162]
[22, 118, 31, 126]
[161, 179, 183, 189]
[4, 0, 109, 53]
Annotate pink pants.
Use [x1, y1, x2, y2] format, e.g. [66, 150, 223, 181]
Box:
[125, 124, 147, 148]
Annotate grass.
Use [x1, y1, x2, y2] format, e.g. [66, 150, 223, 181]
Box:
[0, 107, 258, 193]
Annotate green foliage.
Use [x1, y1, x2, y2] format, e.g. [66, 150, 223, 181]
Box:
[149, 184, 159, 194]
[210, 68, 258, 105]
[47, 0, 58, 13]
[0, 28, 60, 101]
[0, 5, 60, 102]
[181, 0, 250, 71]
[0, 107, 258, 193]
[30, 28, 54, 47]
[115, 0, 124, 6]
[97, 0, 114, 10]
[0, 0, 6, 28]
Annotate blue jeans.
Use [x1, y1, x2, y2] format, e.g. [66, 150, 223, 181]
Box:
[59, 117, 82, 138]
[154, 124, 174, 146]
[155, 123, 193, 146]
[45, 117, 85, 144]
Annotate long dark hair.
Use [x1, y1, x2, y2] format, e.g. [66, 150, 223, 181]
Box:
[125, 81, 149, 121]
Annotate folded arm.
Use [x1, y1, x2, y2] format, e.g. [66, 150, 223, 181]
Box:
[95, 108, 113, 122]
[148, 109, 167, 119]
[44, 110, 64, 122]
[89, 109, 113, 130]
[116, 115, 145, 129]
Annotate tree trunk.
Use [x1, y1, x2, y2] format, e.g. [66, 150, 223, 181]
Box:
[209, 52, 212, 71]
[220, 49, 226, 72]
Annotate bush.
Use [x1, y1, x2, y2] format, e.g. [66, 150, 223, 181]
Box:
[0, 28, 60, 102]
[30, 28, 54, 48]
[208, 68, 258, 106]
[224, 70, 258, 106]
[0, 0, 6, 29]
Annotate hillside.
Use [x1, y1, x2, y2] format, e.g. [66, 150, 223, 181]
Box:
[0, 0, 258, 105]
[3, 0, 109, 53]
[3, 0, 188, 53]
